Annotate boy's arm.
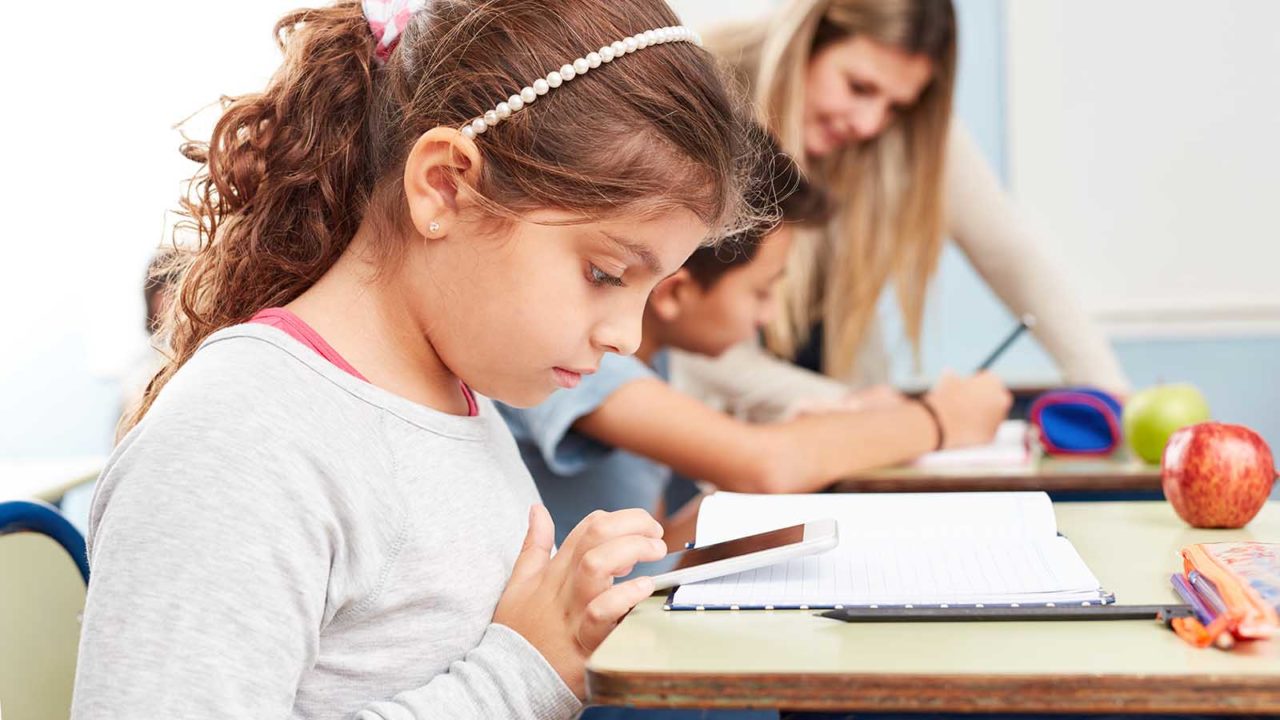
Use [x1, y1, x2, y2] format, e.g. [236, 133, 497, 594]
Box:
[669, 343, 850, 423]
[574, 378, 938, 494]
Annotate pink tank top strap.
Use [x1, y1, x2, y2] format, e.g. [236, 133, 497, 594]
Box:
[249, 308, 478, 417]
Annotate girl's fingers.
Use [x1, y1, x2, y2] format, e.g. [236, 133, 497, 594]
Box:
[553, 508, 663, 578]
[506, 505, 555, 588]
[567, 534, 667, 605]
[575, 576, 656, 651]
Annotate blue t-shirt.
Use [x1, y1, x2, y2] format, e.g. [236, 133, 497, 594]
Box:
[498, 352, 670, 547]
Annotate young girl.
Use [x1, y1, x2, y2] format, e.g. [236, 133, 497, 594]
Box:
[71, 1, 760, 717]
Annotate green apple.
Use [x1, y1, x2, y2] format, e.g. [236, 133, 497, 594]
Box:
[1122, 384, 1211, 463]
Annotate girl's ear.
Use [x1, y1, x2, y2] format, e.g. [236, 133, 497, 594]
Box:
[649, 269, 698, 323]
[404, 127, 484, 238]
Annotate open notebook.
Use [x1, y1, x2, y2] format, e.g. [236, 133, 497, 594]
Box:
[668, 491, 1110, 611]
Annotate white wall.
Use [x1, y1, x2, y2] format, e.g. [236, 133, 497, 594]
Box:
[1006, 0, 1280, 338]
[667, 0, 775, 29]
[2, 2, 309, 384]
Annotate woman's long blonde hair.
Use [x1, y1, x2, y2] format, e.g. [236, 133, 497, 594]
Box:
[710, 0, 956, 377]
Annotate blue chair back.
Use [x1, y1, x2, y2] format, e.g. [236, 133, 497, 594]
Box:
[0, 500, 89, 720]
[0, 500, 89, 581]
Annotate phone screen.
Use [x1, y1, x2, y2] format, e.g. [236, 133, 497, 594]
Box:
[624, 523, 806, 580]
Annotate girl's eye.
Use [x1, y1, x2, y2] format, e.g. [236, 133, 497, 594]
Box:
[848, 80, 873, 96]
[588, 264, 625, 288]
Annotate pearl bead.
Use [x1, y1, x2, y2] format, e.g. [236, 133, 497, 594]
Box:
[559, 64, 575, 81]
[508, 94, 524, 112]
[600, 46, 615, 62]
[461, 125, 475, 140]
[533, 78, 549, 95]
[612, 40, 626, 56]
[546, 71, 562, 88]
[644, 30, 657, 45]
[470, 118, 487, 135]
[521, 86, 537, 103]
[635, 33, 648, 49]
[495, 102, 511, 119]
[587, 52, 601, 68]
[573, 57, 589, 74]
[624, 37, 638, 53]
[484, 110, 499, 126]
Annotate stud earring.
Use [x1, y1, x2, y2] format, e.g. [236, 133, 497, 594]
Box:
[428, 221, 441, 234]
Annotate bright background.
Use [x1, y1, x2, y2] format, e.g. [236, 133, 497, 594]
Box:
[2, 1, 1277, 464]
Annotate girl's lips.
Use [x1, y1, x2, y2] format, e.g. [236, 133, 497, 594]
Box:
[553, 367, 584, 389]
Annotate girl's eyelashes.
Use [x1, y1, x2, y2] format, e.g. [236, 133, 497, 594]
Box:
[588, 263, 626, 288]
[848, 79, 874, 96]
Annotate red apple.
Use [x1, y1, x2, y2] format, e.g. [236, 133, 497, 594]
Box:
[1162, 422, 1277, 528]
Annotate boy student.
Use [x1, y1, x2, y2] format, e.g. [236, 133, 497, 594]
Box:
[500, 133, 1011, 547]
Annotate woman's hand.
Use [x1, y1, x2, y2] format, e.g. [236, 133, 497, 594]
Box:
[493, 506, 665, 697]
[924, 370, 1012, 449]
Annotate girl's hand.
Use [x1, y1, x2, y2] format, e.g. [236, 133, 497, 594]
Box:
[493, 505, 665, 698]
[924, 370, 1013, 449]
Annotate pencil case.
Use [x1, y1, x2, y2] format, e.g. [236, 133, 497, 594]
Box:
[1180, 542, 1280, 641]
[1028, 388, 1123, 456]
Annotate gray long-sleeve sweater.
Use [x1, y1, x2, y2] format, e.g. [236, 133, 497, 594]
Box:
[72, 324, 581, 719]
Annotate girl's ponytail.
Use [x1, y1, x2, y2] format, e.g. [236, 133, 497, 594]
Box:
[125, 1, 375, 434]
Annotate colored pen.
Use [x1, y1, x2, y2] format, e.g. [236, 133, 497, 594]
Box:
[1188, 571, 1237, 649]
[976, 314, 1036, 372]
[1170, 573, 1235, 649]
[1170, 573, 1215, 625]
[1188, 570, 1229, 618]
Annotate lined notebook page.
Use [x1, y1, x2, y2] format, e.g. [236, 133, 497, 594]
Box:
[671, 492, 1104, 609]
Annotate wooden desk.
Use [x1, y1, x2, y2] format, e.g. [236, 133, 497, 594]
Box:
[836, 455, 1162, 494]
[588, 501, 1280, 714]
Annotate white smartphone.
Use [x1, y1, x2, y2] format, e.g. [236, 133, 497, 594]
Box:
[627, 519, 839, 591]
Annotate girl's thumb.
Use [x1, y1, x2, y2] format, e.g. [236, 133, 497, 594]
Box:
[509, 504, 554, 585]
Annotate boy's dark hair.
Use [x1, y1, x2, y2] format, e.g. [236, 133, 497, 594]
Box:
[682, 130, 832, 288]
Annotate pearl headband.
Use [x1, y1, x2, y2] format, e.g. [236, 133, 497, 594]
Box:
[362, 2, 702, 138]
[458, 25, 703, 140]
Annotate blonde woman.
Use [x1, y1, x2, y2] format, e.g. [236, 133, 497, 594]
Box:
[675, 0, 1129, 422]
